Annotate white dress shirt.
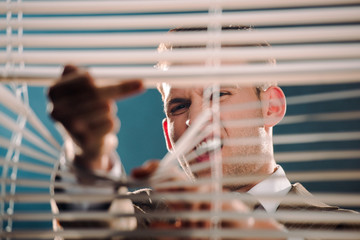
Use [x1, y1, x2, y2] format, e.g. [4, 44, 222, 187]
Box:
[247, 165, 292, 213]
[247, 165, 303, 240]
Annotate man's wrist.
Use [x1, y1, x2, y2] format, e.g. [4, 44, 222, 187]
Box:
[74, 153, 113, 172]
[64, 132, 119, 172]
[72, 151, 124, 180]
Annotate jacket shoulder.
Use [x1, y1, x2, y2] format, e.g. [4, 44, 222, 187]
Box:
[278, 183, 359, 232]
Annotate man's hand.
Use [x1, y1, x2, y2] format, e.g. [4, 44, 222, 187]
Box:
[48, 64, 144, 171]
[132, 160, 286, 240]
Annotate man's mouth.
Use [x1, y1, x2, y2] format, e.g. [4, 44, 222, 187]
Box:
[194, 138, 223, 163]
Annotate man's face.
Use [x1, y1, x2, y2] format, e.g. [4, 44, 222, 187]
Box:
[162, 83, 272, 181]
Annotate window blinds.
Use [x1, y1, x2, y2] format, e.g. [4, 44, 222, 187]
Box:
[1, 0, 360, 85]
[1, 0, 360, 239]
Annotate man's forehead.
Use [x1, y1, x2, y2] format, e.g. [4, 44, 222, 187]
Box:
[161, 83, 217, 96]
[161, 83, 197, 101]
[161, 82, 172, 100]
[161, 82, 246, 100]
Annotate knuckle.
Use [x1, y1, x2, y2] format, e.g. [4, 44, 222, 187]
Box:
[105, 120, 115, 132]
[50, 108, 65, 122]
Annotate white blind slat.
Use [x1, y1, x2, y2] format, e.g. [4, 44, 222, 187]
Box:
[1, 44, 360, 65]
[1, 7, 360, 30]
[1, 0, 360, 14]
[1, 25, 360, 48]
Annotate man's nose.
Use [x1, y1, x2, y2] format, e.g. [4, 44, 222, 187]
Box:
[186, 100, 206, 128]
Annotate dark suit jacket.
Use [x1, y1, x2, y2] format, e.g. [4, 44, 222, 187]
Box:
[277, 183, 359, 239]
[55, 183, 359, 239]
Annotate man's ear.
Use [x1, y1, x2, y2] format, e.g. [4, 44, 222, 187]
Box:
[260, 86, 286, 128]
[162, 118, 173, 151]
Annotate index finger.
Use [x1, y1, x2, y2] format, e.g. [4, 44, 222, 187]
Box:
[97, 79, 144, 100]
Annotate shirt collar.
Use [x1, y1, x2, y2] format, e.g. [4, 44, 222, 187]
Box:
[247, 165, 292, 213]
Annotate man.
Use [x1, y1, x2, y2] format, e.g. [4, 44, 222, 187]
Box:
[49, 27, 358, 239]
[50, 67, 358, 239]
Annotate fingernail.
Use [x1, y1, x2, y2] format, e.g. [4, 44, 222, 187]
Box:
[62, 65, 78, 76]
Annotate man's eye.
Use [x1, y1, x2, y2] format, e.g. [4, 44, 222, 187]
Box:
[210, 91, 231, 100]
[170, 103, 190, 116]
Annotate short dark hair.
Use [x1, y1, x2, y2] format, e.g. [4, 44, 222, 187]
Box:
[157, 25, 275, 99]
[165, 25, 269, 49]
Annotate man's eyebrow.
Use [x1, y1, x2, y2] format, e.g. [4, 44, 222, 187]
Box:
[168, 98, 189, 105]
[166, 98, 189, 108]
